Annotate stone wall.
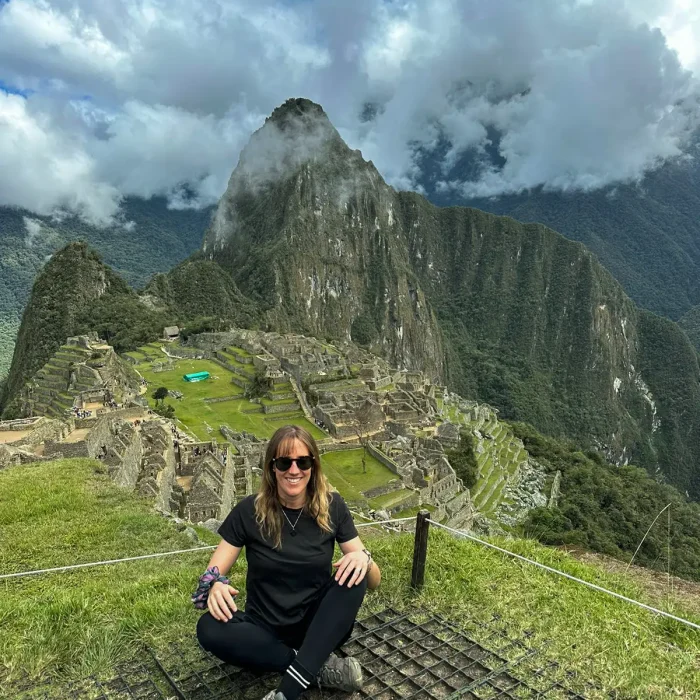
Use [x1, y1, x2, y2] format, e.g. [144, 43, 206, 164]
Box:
[290, 376, 315, 421]
[74, 417, 99, 429]
[367, 442, 400, 476]
[0, 418, 41, 431]
[320, 443, 360, 455]
[262, 402, 300, 414]
[141, 423, 177, 514]
[387, 492, 419, 515]
[99, 406, 145, 420]
[188, 332, 240, 352]
[87, 416, 143, 489]
[427, 472, 459, 502]
[43, 440, 89, 459]
[17, 418, 72, 446]
[166, 345, 212, 360]
[363, 481, 403, 499]
[204, 395, 243, 404]
[443, 488, 471, 514]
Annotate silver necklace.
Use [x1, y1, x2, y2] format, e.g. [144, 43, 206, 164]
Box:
[282, 507, 303, 536]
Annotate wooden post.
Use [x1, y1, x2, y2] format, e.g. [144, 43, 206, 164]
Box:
[410, 509, 431, 590]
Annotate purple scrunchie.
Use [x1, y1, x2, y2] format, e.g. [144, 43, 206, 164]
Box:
[191, 566, 231, 609]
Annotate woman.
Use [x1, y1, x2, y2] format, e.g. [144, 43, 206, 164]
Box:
[195, 425, 381, 700]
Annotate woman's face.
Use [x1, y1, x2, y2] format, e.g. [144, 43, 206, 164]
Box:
[274, 438, 313, 503]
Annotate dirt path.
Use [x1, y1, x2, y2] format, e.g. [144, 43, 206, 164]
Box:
[0, 430, 31, 444]
[63, 428, 91, 444]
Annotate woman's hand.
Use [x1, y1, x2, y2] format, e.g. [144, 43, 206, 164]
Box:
[207, 581, 239, 621]
[333, 550, 370, 587]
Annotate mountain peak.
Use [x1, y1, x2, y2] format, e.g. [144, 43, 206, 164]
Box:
[265, 98, 330, 131]
[212, 98, 348, 203]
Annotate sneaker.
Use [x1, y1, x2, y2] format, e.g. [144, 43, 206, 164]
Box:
[317, 653, 363, 692]
[261, 692, 286, 700]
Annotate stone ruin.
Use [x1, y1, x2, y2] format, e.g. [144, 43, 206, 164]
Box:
[18, 336, 143, 422]
[1, 328, 549, 534]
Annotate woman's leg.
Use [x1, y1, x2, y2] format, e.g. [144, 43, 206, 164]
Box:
[196, 611, 296, 673]
[277, 577, 367, 700]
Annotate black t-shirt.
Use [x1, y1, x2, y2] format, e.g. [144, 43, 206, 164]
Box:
[218, 492, 359, 627]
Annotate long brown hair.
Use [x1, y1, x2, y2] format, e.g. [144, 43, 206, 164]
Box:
[254, 425, 332, 549]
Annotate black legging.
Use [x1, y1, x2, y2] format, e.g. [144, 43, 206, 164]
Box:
[197, 576, 367, 678]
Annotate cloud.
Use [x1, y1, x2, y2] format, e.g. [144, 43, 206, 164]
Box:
[0, 92, 121, 225]
[23, 217, 42, 247]
[0, 0, 698, 224]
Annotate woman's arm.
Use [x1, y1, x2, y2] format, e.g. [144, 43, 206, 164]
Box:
[336, 536, 381, 590]
[207, 539, 243, 575]
[205, 540, 243, 621]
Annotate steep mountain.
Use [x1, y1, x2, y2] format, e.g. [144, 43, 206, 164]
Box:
[679, 304, 700, 353]
[0, 197, 210, 377]
[424, 142, 700, 321]
[204, 98, 445, 379]
[204, 98, 700, 498]
[0, 242, 169, 418]
[144, 257, 259, 327]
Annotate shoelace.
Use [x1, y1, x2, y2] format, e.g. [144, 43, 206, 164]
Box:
[324, 667, 344, 685]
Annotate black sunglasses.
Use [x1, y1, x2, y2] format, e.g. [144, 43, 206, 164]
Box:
[272, 456, 314, 472]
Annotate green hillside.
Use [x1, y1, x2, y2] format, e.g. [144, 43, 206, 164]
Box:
[428, 139, 700, 321]
[145, 257, 259, 327]
[0, 318, 18, 379]
[679, 303, 700, 353]
[1, 458, 699, 697]
[513, 421, 700, 580]
[0, 243, 170, 417]
[0, 197, 209, 378]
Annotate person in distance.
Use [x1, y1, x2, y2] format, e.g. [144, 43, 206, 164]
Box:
[194, 424, 381, 700]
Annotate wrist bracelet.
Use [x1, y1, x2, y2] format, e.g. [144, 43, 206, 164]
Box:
[191, 566, 231, 610]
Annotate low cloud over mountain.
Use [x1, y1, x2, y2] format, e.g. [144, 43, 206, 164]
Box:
[1, 0, 699, 224]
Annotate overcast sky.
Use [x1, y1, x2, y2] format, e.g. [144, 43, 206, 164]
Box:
[0, 0, 699, 225]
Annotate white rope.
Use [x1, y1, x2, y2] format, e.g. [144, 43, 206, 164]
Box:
[0, 545, 215, 580]
[427, 519, 700, 633]
[356, 517, 415, 527]
[0, 518, 414, 580]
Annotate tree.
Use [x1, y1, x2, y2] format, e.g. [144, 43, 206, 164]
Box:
[446, 429, 478, 490]
[152, 386, 169, 406]
[154, 403, 175, 419]
[351, 399, 381, 473]
[245, 369, 273, 400]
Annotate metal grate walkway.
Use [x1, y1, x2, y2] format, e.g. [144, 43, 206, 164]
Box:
[3, 609, 589, 699]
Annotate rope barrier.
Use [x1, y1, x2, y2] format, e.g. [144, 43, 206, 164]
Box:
[356, 517, 415, 527]
[0, 545, 216, 580]
[427, 519, 700, 633]
[0, 518, 414, 580]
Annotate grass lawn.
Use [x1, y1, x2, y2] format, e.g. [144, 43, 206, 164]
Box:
[321, 449, 397, 503]
[393, 503, 435, 519]
[133, 352, 323, 441]
[218, 350, 256, 374]
[2, 459, 699, 698]
[260, 397, 298, 406]
[369, 488, 415, 510]
[227, 345, 252, 357]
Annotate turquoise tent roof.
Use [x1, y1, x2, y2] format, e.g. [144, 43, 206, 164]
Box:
[183, 371, 210, 382]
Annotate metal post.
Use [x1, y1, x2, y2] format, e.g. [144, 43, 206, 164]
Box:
[410, 510, 431, 590]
